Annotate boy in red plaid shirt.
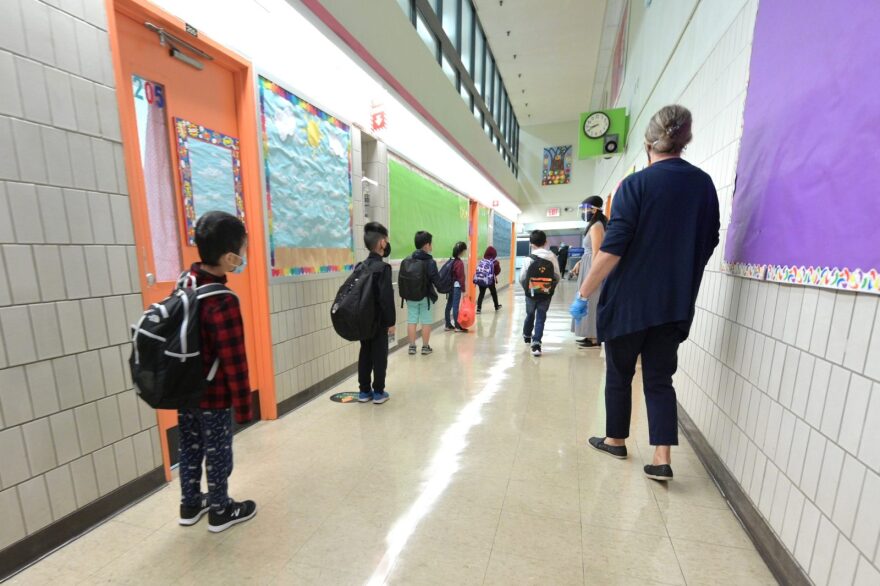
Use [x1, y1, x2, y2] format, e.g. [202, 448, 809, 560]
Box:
[178, 211, 256, 533]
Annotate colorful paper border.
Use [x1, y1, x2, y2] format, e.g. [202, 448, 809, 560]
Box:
[723, 262, 880, 294]
[174, 118, 245, 245]
[258, 77, 354, 278]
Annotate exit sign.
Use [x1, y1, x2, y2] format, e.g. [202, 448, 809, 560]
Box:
[546, 207, 560, 218]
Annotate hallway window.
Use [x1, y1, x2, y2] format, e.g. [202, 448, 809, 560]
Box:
[442, 0, 458, 49]
[416, 10, 439, 61]
[442, 53, 457, 87]
[474, 26, 485, 93]
[396, 0, 412, 21]
[460, 0, 473, 73]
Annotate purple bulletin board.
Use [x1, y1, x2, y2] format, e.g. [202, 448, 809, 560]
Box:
[723, 0, 880, 294]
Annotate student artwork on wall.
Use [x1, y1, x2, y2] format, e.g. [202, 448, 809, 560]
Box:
[542, 145, 572, 186]
[723, 0, 880, 294]
[258, 76, 354, 277]
[174, 119, 245, 245]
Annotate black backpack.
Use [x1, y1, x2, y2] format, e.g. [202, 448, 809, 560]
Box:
[129, 273, 235, 409]
[331, 261, 387, 341]
[523, 254, 557, 298]
[398, 255, 429, 301]
[435, 259, 455, 294]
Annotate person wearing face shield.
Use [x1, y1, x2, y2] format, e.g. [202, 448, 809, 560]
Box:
[570, 196, 607, 348]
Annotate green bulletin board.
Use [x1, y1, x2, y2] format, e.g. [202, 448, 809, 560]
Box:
[477, 206, 490, 254]
[388, 159, 469, 260]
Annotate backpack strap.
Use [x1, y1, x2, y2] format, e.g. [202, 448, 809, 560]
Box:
[195, 283, 237, 300]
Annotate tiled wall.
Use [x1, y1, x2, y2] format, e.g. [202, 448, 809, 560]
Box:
[592, 0, 880, 584]
[0, 0, 162, 554]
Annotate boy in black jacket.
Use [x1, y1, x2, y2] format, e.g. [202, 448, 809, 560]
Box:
[358, 222, 396, 404]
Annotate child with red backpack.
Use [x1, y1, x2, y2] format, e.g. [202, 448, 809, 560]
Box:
[474, 246, 502, 314]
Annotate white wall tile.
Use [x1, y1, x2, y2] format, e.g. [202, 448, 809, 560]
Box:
[806, 359, 832, 429]
[80, 297, 108, 349]
[22, 417, 57, 475]
[795, 500, 821, 571]
[12, 57, 49, 124]
[92, 444, 118, 496]
[829, 537, 861, 586]
[60, 245, 90, 298]
[49, 410, 80, 465]
[96, 395, 121, 444]
[0, 305, 37, 365]
[68, 453, 97, 507]
[99, 345, 124, 396]
[852, 470, 880, 559]
[48, 8, 81, 75]
[29, 303, 63, 359]
[44, 464, 76, 520]
[17, 475, 52, 534]
[816, 442, 845, 518]
[113, 437, 136, 485]
[844, 295, 877, 372]
[839, 375, 872, 457]
[33, 245, 67, 300]
[3, 245, 40, 303]
[63, 189, 94, 243]
[810, 290, 836, 356]
[854, 556, 880, 586]
[859, 383, 880, 473]
[832, 454, 866, 537]
[810, 514, 838, 586]
[25, 360, 58, 417]
[53, 355, 84, 409]
[73, 401, 101, 453]
[0, 427, 31, 488]
[820, 366, 851, 441]
[826, 293, 855, 365]
[69, 74, 100, 135]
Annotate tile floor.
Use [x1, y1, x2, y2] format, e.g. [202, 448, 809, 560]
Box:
[8, 284, 777, 585]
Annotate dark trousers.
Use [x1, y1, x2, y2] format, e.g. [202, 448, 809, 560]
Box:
[358, 332, 388, 393]
[604, 324, 683, 446]
[445, 287, 462, 327]
[477, 285, 499, 311]
[178, 408, 233, 510]
[523, 296, 551, 343]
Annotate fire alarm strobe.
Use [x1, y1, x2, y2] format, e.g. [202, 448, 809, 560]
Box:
[604, 134, 620, 154]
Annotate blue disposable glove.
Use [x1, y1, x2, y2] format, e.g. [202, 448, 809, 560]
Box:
[570, 296, 589, 322]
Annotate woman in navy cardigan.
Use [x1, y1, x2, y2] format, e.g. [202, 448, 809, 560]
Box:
[571, 105, 720, 481]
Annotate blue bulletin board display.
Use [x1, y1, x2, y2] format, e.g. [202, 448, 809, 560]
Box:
[493, 213, 513, 257]
[259, 77, 354, 276]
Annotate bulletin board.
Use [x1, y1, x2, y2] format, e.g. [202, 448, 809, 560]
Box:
[258, 76, 354, 277]
[477, 206, 490, 254]
[723, 0, 880, 294]
[493, 213, 513, 257]
[388, 159, 469, 261]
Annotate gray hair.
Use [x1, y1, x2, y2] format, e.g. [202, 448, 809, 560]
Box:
[645, 105, 693, 154]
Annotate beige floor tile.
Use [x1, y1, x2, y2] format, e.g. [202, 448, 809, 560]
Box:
[384, 539, 492, 586]
[582, 567, 684, 585]
[270, 561, 365, 586]
[503, 477, 581, 520]
[581, 491, 668, 537]
[672, 538, 777, 585]
[492, 510, 583, 567]
[39, 521, 155, 575]
[6, 558, 94, 585]
[661, 502, 754, 549]
[483, 551, 583, 586]
[581, 526, 685, 585]
[649, 476, 729, 511]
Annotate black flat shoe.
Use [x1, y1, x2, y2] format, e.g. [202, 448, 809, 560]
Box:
[578, 339, 599, 349]
[644, 464, 674, 481]
[588, 437, 628, 459]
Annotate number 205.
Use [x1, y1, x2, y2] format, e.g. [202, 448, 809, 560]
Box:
[133, 77, 165, 109]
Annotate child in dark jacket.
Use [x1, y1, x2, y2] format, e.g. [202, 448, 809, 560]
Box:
[475, 245, 503, 314]
[358, 222, 396, 404]
[444, 241, 468, 332]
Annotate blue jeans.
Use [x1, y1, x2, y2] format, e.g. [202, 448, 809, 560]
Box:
[445, 287, 462, 328]
[523, 296, 551, 343]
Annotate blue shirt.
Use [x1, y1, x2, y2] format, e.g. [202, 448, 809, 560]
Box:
[597, 158, 720, 342]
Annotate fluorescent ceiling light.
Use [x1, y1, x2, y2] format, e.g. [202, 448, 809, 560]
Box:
[150, 0, 521, 219]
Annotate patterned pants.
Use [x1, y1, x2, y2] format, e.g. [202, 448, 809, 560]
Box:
[178, 408, 233, 511]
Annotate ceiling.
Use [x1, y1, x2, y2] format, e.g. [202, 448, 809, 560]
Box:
[474, 0, 608, 127]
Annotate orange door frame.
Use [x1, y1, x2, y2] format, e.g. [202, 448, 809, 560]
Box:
[106, 0, 277, 480]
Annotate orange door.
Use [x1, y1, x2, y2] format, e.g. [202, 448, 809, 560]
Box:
[108, 0, 275, 479]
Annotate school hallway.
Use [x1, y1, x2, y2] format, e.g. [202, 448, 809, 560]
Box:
[8, 283, 775, 585]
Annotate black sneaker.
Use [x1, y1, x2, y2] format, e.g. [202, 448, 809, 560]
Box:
[408, 344, 417, 356]
[476, 308, 482, 314]
[179, 494, 209, 526]
[421, 345, 433, 355]
[531, 343, 542, 357]
[644, 464, 674, 481]
[578, 339, 599, 349]
[494, 305, 502, 311]
[444, 325, 455, 332]
[523, 335, 532, 344]
[588, 437, 628, 459]
[208, 500, 257, 533]
[455, 326, 469, 333]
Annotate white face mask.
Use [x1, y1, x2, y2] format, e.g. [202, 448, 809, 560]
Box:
[230, 252, 246, 274]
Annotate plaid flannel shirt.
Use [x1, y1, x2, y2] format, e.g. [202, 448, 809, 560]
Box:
[190, 264, 253, 423]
